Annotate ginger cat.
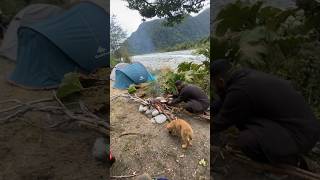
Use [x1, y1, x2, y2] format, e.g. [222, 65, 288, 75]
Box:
[166, 118, 193, 149]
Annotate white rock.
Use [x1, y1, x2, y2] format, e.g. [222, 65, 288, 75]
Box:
[139, 105, 148, 112]
[145, 109, 152, 115]
[154, 114, 167, 124]
[151, 110, 159, 117]
[155, 97, 167, 103]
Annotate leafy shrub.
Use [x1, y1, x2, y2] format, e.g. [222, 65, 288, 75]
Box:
[212, 0, 320, 118]
[158, 61, 210, 96]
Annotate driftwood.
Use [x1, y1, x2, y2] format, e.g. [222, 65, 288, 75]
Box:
[119, 132, 143, 137]
[0, 93, 109, 135]
[52, 91, 109, 134]
[213, 145, 320, 180]
[234, 155, 320, 180]
[115, 93, 210, 121]
[110, 173, 139, 179]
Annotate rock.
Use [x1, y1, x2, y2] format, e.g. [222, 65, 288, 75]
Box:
[145, 109, 152, 115]
[156, 96, 167, 103]
[154, 114, 167, 124]
[145, 108, 153, 118]
[136, 173, 152, 180]
[139, 105, 148, 112]
[151, 109, 159, 117]
[92, 137, 107, 162]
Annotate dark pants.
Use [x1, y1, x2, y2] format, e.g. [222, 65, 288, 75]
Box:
[236, 129, 300, 166]
[184, 99, 207, 113]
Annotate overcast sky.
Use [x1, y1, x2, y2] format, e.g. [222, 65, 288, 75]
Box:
[110, 0, 210, 37]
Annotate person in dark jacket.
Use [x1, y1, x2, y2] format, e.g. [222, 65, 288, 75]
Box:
[168, 80, 209, 114]
[212, 59, 320, 169]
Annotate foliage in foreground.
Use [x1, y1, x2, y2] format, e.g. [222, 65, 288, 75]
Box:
[56, 68, 109, 114]
[158, 41, 210, 96]
[212, 0, 320, 118]
[125, 0, 207, 26]
[159, 38, 209, 53]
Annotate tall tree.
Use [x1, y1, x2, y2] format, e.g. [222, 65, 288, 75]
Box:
[124, 0, 207, 25]
[110, 15, 127, 53]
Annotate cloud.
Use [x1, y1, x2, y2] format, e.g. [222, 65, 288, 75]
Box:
[110, 0, 143, 36]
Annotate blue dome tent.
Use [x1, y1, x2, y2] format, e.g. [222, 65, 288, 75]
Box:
[8, 2, 109, 89]
[113, 62, 155, 89]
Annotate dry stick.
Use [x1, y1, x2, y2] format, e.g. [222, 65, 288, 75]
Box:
[110, 173, 140, 179]
[233, 155, 320, 180]
[0, 98, 54, 114]
[0, 104, 24, 113]
[79, 101, 104, 122]
[0, 106, 33, 123]
[0, 99, 22, 104]
[111, 94, 124, 101]
[27, 98, 54, 104]
[1, 105, 65, 124]
[277, 164, 320, 180]
[119, 132, 143, 137]
[78, 121, 108, 135]
[49, 118, 74, 128]
[221, 144, 320, 179]
[121, 94, 175, 120]
[52, 91, 109, 133]
[124, 94, 150, 105]
[154, 103, 174, 121]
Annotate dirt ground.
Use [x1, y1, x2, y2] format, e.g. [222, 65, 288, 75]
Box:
[212, 131, 320, 180]
[110, 83, 210, 179]
[0, 57, 107, 180]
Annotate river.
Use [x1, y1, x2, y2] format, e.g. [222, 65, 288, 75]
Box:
[131, 50, 207, 71]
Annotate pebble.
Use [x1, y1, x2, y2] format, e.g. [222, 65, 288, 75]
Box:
[139, 105, 148, 112]
[152, 109, 160, 116]
[154, 114, 167, 124]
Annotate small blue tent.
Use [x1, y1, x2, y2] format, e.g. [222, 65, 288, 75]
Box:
[113, 62, 155, 89]
[8, 2, 109, 89]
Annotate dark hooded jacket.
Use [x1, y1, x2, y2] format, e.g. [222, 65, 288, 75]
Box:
[212, 68, 320, 156]
[172, 84, 209, 109]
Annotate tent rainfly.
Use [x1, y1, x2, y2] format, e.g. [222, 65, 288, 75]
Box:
[113, 62, 155, 89]
[110, 63, 129, 81]
[8, 2, 109, 89]
[0, 4, 64, 61]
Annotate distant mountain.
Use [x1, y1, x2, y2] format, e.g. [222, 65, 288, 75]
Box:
[127, 8, 210, 55]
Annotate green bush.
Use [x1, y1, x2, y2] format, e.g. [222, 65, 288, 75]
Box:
[158, 61, 210, 96]
[212, 0, 320, 118]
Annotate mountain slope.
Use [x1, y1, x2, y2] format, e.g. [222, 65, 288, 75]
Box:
[127, 8, 210, 55]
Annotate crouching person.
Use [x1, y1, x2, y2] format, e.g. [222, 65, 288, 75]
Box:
[168, 80, 209, 114]
[211, 59, 320, 170]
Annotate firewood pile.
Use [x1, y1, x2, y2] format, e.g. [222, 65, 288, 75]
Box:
[111, 93, 210, 121]
[0, 91, 109, 135]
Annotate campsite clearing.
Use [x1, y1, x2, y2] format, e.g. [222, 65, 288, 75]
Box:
[0, 57, 107, 179]
[110, 82, 210, 179]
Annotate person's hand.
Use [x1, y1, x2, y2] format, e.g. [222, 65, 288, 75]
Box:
[167, 94, 173, 98]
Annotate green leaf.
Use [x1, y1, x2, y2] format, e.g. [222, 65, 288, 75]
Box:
[57, 73, 83, 99]
[128, 85, 137, 94]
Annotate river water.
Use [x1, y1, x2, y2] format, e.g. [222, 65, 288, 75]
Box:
[131, 50, 207, 71]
